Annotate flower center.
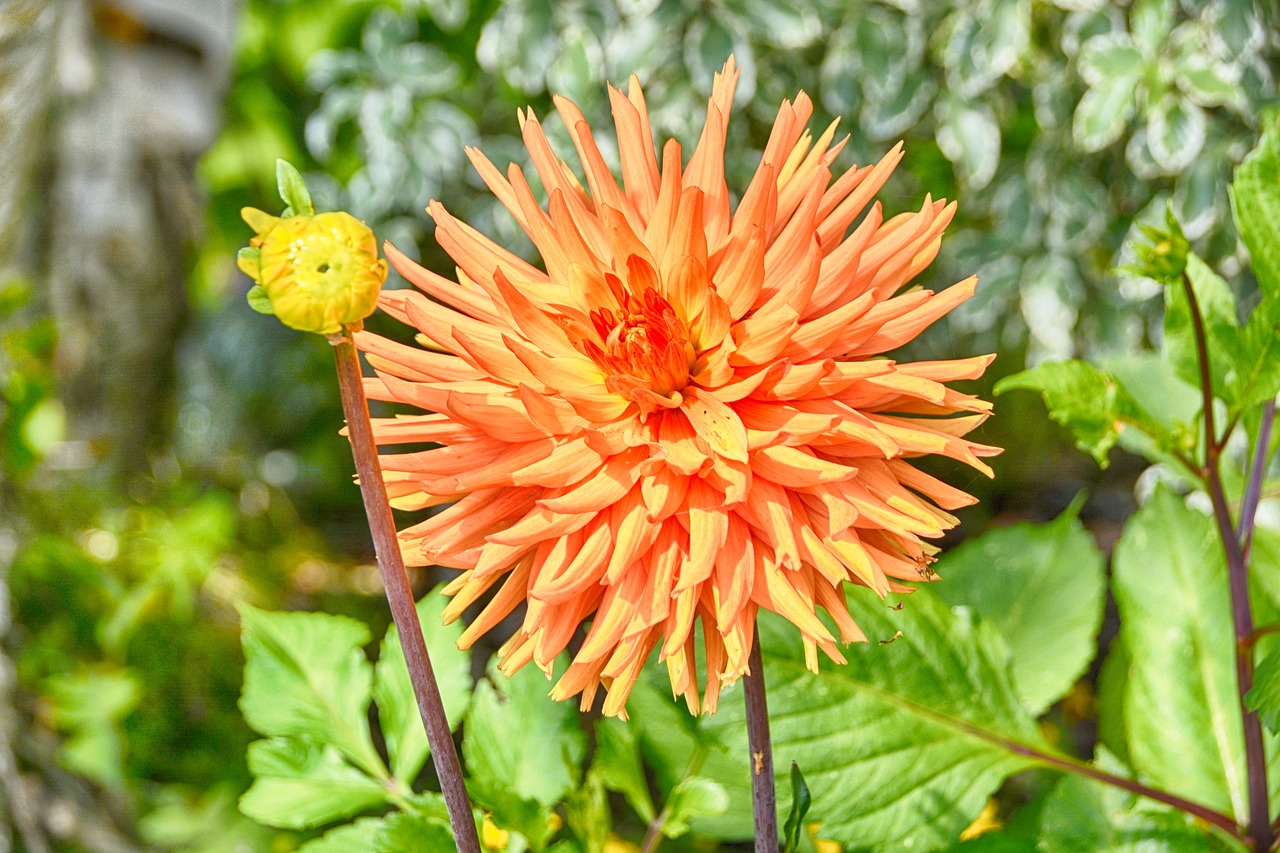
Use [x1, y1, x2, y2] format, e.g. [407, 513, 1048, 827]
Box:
[582, 287, 694, 412]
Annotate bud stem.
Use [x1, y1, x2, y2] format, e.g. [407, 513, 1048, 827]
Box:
[1182, 273, 1271, 852]
[744, 626, 779, 851]
[329, 326, 481, 853]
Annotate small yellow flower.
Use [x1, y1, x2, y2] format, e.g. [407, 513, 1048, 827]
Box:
[240, 209, 387, 335]
[481, 814, 509, 850]
[603, 835, 641, 853]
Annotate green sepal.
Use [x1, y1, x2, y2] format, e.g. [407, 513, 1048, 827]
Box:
[246, 285, 274, 315]
[276, 159, 315, 218]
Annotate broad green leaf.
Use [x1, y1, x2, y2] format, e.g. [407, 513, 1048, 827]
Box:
[1232, 116, 1280, 298]
[1112, 488, 1245, 818]
[1039, 772, 1237, 851]
[373, 587, 472, 783]
[239, 738, 389, 829]
[1147, 97, 1206, 174]
[1104, 354, 1200, 434]
[1163, 253, 1240, 394]
[276, 159, 314, 217]
[782, 762, 812, 853]
[663, 776, 730, 838]
[237, 604, 383, 777]
[463, 658, 587, 846]
[1095, 635, 1133, 766]
[701, 590, 1049, 850]
[295, 818, 384, 853]
[931, 500, 1106, 714]
[1224, 295, 1280, 411]
[995, 360, 1142, 466]
[593, 716, 655, 822]
[1073, 82, 1134, 152]
[372, 810, 455, 852]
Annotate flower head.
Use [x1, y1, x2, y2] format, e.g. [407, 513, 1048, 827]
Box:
[360, 58, 998, 717]
[240, 208, 388, 335]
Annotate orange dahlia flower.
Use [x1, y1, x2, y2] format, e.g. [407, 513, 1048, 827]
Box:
[358, 58, 997, 717]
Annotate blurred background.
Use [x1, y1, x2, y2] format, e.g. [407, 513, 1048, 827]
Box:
[0, 0, 1276, 849]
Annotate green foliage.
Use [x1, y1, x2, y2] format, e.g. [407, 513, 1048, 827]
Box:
[930, 498, 1106, 715]
[373, 593, 472, 783]
[1039, 771, 1237, 852]
[996, 360, 1153, 466]
[1232, 115, 1280, 299]
[463, 658, 587, 849]
[238, 604, 383, 777]
[236, 586, 476, 840]
[782, 762, 812, 853]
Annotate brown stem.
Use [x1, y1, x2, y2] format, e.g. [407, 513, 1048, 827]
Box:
[639, 809, 668, 853]
[992, 735, 1241, 837]
[330, 327, 481, 853]
[744, 626, 778, 852]
[1183, 273, 1271, 851]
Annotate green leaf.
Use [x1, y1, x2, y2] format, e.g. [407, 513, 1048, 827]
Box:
[1247, 644, 1280, 733]
[1112, 488, 1246, 819]
[1129, 0, 1173, 56]
[373, 587, 472, 783]
[563, 769, 610, 853]
[1163, 253, 1240, 394]
[1232, 116, 1280, 299]
[1039, 771, 1236, 851]
[931, 499, 1106, 714]
[1246, 529, 1280, 735]
[239, 739, 389, 829]
[782, 762, 812, 853]
[1174, 54, 1242, 109]
[245, 285, 274, 315]
[936, 96, 1001, 190]
[372, 810, 455, 852]
[1147, 96, 1206, 174]
[1073, 81, 1135, 152]
[1079, 33, 1144, 88]
[1224, 295, 1280, 411]
[701, 590, 1048, 850]
[663, 776, 730, 838]
[295, 818, 384, 853]
[45, 669, 140, 785]
[276, 159, 314, 217]
[593, 716, 655, 822]
[463, 658, 587, 846]
[237, 604, 383, 777]
[995, 360, 1140, 466]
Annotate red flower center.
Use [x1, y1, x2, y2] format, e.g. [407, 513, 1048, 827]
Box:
[582, 287, 694, 413]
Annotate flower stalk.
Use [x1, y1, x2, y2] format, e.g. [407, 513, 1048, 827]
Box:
[329, 325, 482, 853]
[1181, 272, 1271, 852]
[744, 628, 778, 852]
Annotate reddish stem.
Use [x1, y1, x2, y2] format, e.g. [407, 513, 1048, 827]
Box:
[1183, 273, 1271, 851]
[330, 327, 481, 853]
[744, 626, 779, 852]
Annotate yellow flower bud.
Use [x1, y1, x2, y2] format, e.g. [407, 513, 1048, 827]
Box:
[241, 209, 387, 335]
